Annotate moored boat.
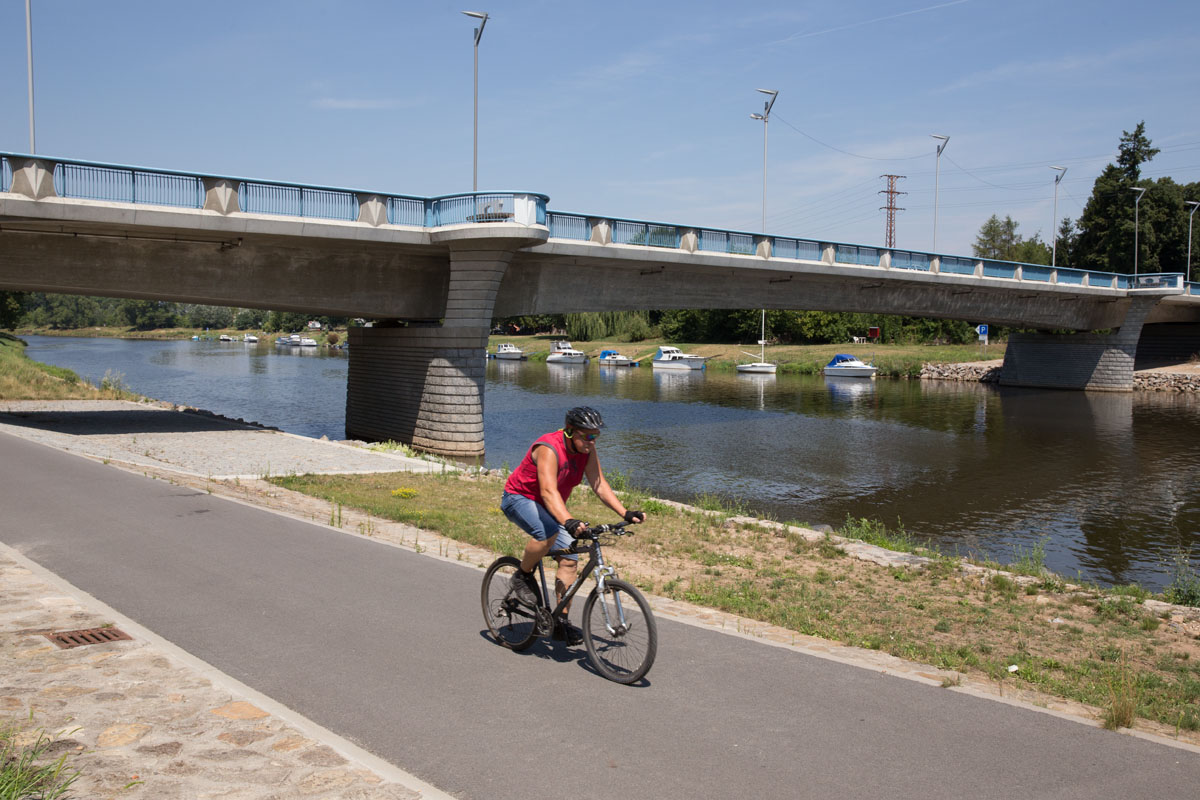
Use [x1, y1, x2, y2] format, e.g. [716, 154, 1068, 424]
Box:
[652, 346, 707, 370]
[493, 342, 525, 360]
[597, 349, 635, 367]
[546, 341, 588, 364]
[218, 334, 234, 342]
[299, 337, 318, 347]
[822, 353, 878, 378]
[735, 310, 777, 374]
[243, 334, 259, 343]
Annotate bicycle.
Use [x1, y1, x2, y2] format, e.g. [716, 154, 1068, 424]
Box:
[481, 521, 658, 684]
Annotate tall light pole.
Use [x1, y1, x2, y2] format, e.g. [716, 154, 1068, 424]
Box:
[1050, 166, 1067, 267]
[26, 0, 36, 153]
[462, 11, 489, 192]
[931, 134, 949, 252]
[749, 88, 778, 232]
[1186, 200, 1199, 282]
[1131, 186, 1146, 279]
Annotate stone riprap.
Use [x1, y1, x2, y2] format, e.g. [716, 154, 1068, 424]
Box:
[1133, 371, 1200, 392]
[919, 360, 1002, 382]
[921, 360, 1199, 391]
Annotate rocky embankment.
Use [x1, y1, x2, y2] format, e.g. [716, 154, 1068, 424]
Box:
[1133, 370, 1200, 392]
[920, 362, 1001, 382]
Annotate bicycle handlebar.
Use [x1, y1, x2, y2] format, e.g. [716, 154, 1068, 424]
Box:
[575, 521, 633, 539]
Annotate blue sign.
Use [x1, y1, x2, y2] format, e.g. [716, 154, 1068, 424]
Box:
[976, 324, 989, 336]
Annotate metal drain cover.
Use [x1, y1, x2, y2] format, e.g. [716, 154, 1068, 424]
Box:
[45, 627, 132, 649]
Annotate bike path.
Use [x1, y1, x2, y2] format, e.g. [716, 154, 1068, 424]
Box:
[2, 430, 1198, 800]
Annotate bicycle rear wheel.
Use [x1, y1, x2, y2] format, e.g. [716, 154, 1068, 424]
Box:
[481, 556, 540, 651]
[581, 578, 657, 684]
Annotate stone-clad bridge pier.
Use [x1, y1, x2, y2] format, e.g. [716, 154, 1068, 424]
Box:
[3, 153, 1198, 456]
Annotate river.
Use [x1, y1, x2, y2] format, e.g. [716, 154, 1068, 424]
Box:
[18, 335, 1200, 591]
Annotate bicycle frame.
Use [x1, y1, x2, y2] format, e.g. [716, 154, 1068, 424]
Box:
[537, 531, 632, 635]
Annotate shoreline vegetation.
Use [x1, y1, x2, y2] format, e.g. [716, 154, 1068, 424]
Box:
[4, 328, 1200, 737]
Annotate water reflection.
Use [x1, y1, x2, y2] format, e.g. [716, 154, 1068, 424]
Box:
[20, 335, 1200, 590]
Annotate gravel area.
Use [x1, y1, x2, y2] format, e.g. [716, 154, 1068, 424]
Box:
[0, 400, 450, 478]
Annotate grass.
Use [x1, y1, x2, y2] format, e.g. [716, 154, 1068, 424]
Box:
[0, 332, 142, 401]
[268, 469, 1200, 736]
[0, 718, 80, 799]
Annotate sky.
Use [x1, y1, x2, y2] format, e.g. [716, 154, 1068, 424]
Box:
[2, 0, 1198, 258]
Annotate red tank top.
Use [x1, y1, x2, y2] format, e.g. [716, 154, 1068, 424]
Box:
[504, 431, 588, 504]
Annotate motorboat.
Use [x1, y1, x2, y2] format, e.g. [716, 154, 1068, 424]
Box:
[822, 353, 878, 378]
[275, 337, 291, 346]
[546, 341, 588, 364]
[736, 310, 777, 374]
[597, 349, 635, 367]
[652, 346, 707, 370]
[218, 334, 235, 342]
[299, 337, 319, 347]
[493, 342, 525, 360]
[243, 334, 259, 343]
[289, 333, 302, 346]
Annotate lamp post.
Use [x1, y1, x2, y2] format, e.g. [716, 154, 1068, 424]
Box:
[749, 88, 778, 232]
[1131, 186, 1146, 279]
[931, 134, 949, 252]
[1050, 166, 1067, 267]
[1187, 200, 1199, 282]
[26, 0, 36, 153]
[462, 10, 489, 192]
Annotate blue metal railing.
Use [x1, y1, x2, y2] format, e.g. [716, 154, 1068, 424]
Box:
[835, 245, 878, 267]
[613, 220, 680, 248]
[546, 212, 591, 241]
[982, 260, 1018, 279]
[1021, 264, 1054, 282]
[54, 162, 204, 208]
[1055, 268, 1085, 285]
[1187, 282, 1200, 296]
[239, 182, 358, 221]
[699, 229, 756, 255]
[1082, 270, 1117, 288]
[938, 256, 974, 275]
[894, 251, 933, 271]
[0, 157, 11, 193]
[387, 196, 426, 227]
[771, 237, 822, 261]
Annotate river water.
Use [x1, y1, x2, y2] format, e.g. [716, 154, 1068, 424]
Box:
[19, 335, 1200, 591]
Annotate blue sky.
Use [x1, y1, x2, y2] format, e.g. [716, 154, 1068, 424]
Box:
[2, 0, 1198, 257]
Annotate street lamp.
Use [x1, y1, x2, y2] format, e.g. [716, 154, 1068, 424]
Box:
[462, 10, 489, 192]
[1050, 166, 1067, 267]
[1131, 186, 1146, 279]
[25, 0, 36, 153]
[749, 88, 778, 233]
[1186, 200, 1199, 282]
[931, 134, 949, 252]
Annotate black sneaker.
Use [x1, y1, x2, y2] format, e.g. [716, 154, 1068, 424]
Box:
[552, 620, 584, 646]
[508, 570, 538, 606]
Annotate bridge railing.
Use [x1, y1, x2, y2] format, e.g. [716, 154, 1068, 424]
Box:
[771, 237, 822, 261]
[546, 212, 591, 241]
[1187, 282, 1200, 296]
[239, 181, 358, 221]
[53, 162, 205, 208]
[612, 219, 681, 248]
[0, 156, 11, 193]
[699, 229, 756, 255]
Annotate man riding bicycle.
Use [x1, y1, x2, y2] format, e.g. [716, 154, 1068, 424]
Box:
[500, 406, 645, 644]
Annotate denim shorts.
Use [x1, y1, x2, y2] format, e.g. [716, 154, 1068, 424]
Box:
[500, 492, 578, 561]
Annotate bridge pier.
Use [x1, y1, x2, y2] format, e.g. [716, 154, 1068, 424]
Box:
[998, 296, 1161, 391]
[345, 240, 525, 458]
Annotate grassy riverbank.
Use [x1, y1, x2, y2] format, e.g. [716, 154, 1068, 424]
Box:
[271, 468, 1200, 736]
[0, 333, 139, 400]
[14, 325, 344, 346]
[493, 334, 1002, 377]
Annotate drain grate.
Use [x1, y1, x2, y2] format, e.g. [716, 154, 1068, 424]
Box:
[45, 627, 132, 649]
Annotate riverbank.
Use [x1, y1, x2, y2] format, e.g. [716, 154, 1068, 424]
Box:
[2, 399, 1198, 750]
[918, 357, 1200, 391]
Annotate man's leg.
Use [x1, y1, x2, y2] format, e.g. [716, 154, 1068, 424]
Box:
[554, 557, 579, 610]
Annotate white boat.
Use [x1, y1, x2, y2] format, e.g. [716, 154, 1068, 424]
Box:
[546, 341, 588, 364]
[822, 353, 878, 378]
[736, 311, 777, 374]
[652, 346, 707, 370]
[299, 337, 319, 347]
[289, 333, 302, 346]
[597, 349, 635, 367]
[493, 342, 525, 360]
[243, 334, 258, 343]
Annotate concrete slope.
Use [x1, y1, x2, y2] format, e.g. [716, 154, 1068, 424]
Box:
[1, 430, 1197, 800]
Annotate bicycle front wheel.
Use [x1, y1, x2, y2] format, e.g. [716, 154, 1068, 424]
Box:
[581, 578, 657, 684]
[481, 556, 540, 652]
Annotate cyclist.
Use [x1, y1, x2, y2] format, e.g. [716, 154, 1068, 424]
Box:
[500, 406, 644, 644]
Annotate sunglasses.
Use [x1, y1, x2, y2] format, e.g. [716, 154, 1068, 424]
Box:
[573, 431, 600, 441]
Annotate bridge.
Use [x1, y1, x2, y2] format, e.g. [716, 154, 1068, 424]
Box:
[3, 152, 1199, 456]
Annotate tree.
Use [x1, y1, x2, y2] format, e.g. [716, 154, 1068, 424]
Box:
[972, 215, 1050, 264]
[1116, 121, 1159, 183]
[0, 292, 25, 330]
[1054, 217, 1077, 269]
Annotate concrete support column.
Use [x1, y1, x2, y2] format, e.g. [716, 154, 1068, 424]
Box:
[9, 157, 57, 199]
[999, 296, 1162, 391]
[345, 243, 520, 458]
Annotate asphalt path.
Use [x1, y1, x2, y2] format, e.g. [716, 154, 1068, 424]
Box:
[2, 430, 1198, 799]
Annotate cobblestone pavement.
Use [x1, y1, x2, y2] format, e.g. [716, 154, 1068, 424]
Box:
[2, 400, 1196, 800]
